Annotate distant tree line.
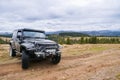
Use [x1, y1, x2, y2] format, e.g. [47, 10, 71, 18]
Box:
[59, 32, 89, 37]
[0, 33, 120, 44]
[48, 35, 120, 44]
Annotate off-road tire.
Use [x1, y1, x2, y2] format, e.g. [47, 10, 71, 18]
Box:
[9, 45, 16, 57]
[22, 50, 29, 69]
[51, 54, 61, 64]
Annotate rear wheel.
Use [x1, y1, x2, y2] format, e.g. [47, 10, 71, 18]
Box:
[51, 54, 61, 64]
[22, 50, 29, 69]
[9, 45, 16, 57]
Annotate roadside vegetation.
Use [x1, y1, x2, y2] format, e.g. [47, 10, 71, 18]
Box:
[48, 35, 120, 44]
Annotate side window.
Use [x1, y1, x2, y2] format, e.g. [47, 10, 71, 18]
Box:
[17, 31, 22, 37]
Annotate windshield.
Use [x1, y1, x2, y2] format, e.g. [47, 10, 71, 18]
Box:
[23, 30, 46, 38]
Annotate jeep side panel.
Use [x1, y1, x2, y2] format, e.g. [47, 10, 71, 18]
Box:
[10, 30, 17, 49]
[15, 31, 22, 52]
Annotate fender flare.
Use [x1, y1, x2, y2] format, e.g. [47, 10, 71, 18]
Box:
[20, 43, 35, 52]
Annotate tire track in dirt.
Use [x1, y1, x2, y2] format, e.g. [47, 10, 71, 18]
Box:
[0, 49, 120, 80]
[33, 49, 120, 80]
[0, 53, 92, 75]
[25, 49, 120, 80]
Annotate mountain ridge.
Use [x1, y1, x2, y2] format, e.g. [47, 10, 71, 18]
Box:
[0, 30, 120, 37]
[46, 30, 120, 37]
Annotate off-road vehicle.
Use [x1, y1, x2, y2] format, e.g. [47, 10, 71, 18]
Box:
[9, 28, 61, 69]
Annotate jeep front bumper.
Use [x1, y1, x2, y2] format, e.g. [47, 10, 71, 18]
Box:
[34, 50, 61, 58]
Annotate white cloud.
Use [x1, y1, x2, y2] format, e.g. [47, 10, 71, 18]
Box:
[0, 0, 120, 32]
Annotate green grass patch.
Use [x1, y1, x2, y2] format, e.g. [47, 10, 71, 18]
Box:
[64, 47, 105, 56]
[66, 45, 108, 56]
[89, 45, 107, 52]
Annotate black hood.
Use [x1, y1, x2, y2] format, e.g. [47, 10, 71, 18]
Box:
[23, 39, 57, 44]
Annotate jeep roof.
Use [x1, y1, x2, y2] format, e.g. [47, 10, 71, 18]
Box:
[14, 28, 45, 33]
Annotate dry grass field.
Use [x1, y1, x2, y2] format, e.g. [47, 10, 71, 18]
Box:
[0, 37, 11, 42]
[0, 44, 120, 80]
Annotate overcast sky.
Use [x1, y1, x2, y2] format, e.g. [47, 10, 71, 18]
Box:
[0, 0, 120, 32]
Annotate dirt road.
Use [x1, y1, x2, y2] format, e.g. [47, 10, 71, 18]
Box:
[0, 44, 120, 80]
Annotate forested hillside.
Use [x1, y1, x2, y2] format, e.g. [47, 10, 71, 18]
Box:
[59, 32, 89, 37]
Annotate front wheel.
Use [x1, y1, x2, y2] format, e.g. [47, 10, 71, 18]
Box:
[9, 45, 16, 57]
[51, 54, 61, 64]
[22, 50, 29, 69]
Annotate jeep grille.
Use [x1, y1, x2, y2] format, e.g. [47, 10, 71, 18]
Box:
[35, 44, 58, 52]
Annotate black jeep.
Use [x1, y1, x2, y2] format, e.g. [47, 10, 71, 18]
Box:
[9, 28, 61, 69]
